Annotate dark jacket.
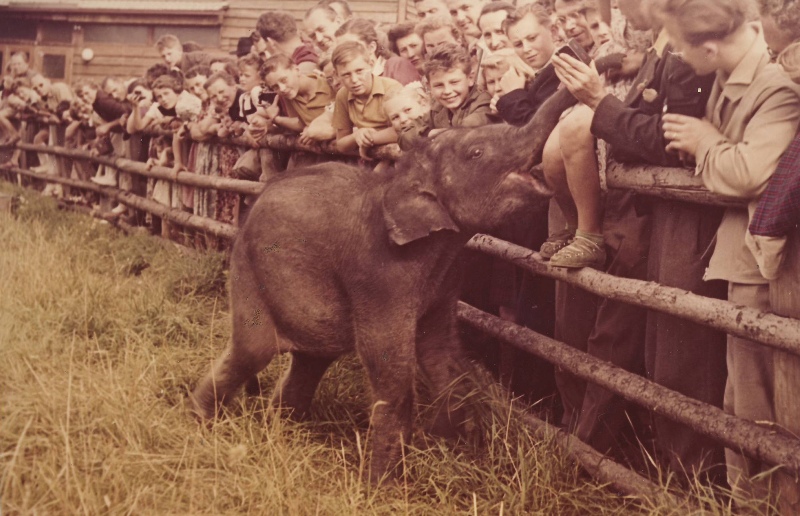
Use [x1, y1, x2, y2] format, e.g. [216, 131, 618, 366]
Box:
[495, 63, 561, 127]
[591, 42, 714, 167]
[92, 89, 130, 123]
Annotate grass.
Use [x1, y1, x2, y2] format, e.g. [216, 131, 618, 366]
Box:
[0, 185, 773, 514]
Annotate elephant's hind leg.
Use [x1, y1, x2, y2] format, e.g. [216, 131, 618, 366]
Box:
[271, 352, 336, 419]
[191, 290, 280, 420]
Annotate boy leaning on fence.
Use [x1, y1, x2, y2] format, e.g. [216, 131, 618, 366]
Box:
[331, 41, 403, 160]
[397, 43, 493, 149]
[257, 53, 336, 146]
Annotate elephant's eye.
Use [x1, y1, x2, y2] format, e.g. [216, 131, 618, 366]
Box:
[468, 148, 483, 159]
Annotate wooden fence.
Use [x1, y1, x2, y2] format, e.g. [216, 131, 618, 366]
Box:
[2, 121, 799, 508]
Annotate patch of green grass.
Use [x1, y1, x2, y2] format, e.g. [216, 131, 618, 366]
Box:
[0, 186, 773, 514]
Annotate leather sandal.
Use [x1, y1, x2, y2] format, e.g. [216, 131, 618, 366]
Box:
[549, 235, 607, 269]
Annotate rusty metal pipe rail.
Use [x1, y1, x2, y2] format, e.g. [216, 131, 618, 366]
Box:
[457, 302, 800, 476]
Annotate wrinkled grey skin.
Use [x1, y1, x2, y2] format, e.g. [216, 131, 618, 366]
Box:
[190, 55, 622, 484]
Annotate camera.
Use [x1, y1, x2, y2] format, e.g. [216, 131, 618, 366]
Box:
[258, 90, 277, 105]
[556, 39, 592, 65]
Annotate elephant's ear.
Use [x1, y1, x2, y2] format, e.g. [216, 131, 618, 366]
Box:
[382, 180, 459, 246]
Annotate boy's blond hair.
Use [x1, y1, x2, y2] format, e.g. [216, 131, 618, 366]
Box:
[331, 40, 373, 69]
[383, 81, 431, 111]
[155, 34, 181, 52]
[482, 48, 536, 80]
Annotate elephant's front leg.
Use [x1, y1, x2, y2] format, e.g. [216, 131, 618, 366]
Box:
[353, 307, 417, 484]
[416, 300, 472, 440]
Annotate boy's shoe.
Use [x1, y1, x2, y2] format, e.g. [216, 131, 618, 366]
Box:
[549, 233, 606, 269]
[539, 228, 576, 260]
[30, 165, 51, 174]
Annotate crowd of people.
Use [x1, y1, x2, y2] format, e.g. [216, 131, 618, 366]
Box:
[2, 0, 800, 506]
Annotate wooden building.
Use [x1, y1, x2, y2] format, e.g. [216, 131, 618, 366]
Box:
[0, 0, 411, 84]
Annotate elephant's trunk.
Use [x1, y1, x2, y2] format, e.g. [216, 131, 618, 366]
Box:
[518, 53, 625, 165]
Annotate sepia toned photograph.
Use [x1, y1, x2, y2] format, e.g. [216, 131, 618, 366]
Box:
[1, 0, 800, 513]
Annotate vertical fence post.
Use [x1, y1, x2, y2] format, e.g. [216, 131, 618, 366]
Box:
[397, 0, 409, 22]
[771, 227, 800, 513]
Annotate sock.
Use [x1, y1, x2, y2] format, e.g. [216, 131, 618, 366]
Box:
[575, 229, 604, 245]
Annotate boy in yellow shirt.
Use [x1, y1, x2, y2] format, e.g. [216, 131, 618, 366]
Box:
[331, 41, 403, 156]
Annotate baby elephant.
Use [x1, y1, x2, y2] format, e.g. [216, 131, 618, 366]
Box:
[191, 81, 584, 482]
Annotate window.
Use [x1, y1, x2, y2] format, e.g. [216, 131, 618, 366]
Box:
[153, 26, 219, 48]
[42, 54, 67, 79]
[0, 18, 37, 41]
[84, 24, 149, 45]
[41, 23, 73, 44]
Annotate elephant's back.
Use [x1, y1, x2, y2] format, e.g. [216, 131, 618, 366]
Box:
[250, 164, 381, 229]
[229, 164, 378, 355]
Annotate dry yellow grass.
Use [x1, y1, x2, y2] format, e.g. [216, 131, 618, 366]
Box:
[0, 186, 772, 515]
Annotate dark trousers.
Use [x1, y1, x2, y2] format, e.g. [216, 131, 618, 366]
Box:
[645, 200, 727, 483]
[554, 191, 651, 457]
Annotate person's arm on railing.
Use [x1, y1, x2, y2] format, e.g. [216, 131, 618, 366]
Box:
[336, 128, 358, 154]
[172, 125, 189, 172]
[272, 115, 305, 134]
[96, 117, 123, 138]
[301, 109, 337, 144]
[190, 112, 221, 142]
[64, 119, 80, 141]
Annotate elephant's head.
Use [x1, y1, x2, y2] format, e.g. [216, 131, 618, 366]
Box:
[382, 53, 625, 246]
[382, 124, 551, 246]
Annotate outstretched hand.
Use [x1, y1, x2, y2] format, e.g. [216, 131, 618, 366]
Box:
[551, 53, 607, 110]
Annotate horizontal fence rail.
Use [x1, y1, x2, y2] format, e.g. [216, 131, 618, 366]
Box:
[466, 235, 800, 356]
[3, 122, 799, 500]
[0, 120, 749, 208]
[458, 303, 800, 476]
[9, 166, 238, 240]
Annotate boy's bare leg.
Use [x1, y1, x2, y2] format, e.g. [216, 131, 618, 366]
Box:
[560, 105, 602, 235]
[542, 122, 578, 227]
[549, 105, 606, 268]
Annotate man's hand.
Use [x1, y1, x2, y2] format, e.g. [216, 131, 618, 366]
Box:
[551, 53, 607, 110]
[229, 121, 246, 138]
[217, 126, 230, 139]
[662, 114, 722, 157]
[247, 114, 271, 141]
[263, 94, 280, 121]
[499, 66, 526, 94]
[354, 127, 376, 149]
